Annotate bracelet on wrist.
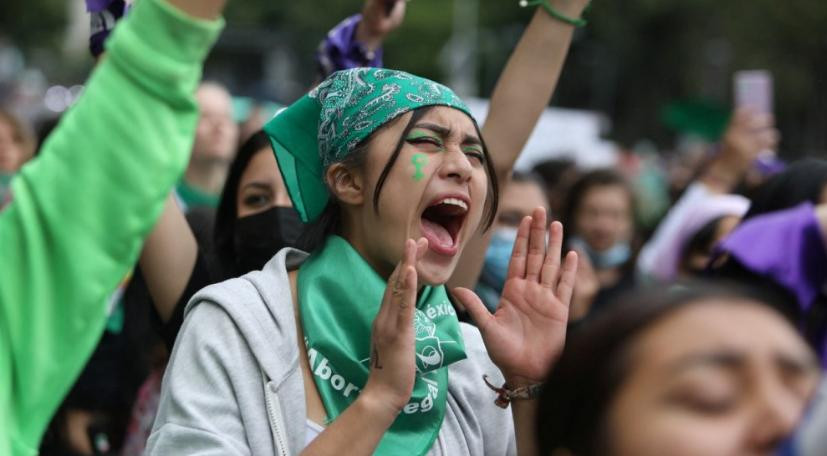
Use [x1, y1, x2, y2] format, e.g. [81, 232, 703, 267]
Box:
[520, 0, 588, 27]
[483, 375, 544, 409]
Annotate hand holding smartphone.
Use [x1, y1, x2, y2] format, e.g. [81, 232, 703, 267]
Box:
[733, 70, 779, 167]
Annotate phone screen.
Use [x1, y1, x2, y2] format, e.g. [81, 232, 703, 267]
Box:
[734, 70, 773, 115]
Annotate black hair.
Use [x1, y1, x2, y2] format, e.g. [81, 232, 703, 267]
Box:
[679, 215, 727, 274]
[297, 106, 499, 252]
[536, 282, 794, 456]
[212, 130, 272, 277]
[743, 158, 827, 221]
[510, 170, 548, 192]
[560, 168, 636, 245]
[531, 157, 577, 189]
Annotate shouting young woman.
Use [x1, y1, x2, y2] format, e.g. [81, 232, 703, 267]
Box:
[147, 66, 578, 455]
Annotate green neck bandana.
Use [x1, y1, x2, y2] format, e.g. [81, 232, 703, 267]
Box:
[298, 236, 466, 455]
[263, 67, 471, 223]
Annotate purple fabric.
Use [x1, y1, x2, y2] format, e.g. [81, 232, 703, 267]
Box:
[85, 0, 114, 13]
[316, 14, 384, 79]
[754, 155, 787, 176]
[645, 187, 749, 282]
[718, 202, 827, 364]
[88, 0, 129, 57]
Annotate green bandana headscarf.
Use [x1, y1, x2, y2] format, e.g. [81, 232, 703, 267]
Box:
[263, 67, 471, 223]
[299, 236, 467, 455]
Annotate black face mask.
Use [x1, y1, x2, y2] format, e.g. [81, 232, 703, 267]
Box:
[233, 206, 305, 274]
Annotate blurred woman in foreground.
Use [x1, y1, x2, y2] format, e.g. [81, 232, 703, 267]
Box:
[537, 283, 822, 456]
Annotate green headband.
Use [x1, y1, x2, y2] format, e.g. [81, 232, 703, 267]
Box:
[263, 67, 471, 223]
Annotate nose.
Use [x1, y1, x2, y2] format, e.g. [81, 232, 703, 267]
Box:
[438, 146, 473, 183]
[745, 381, 804, 451]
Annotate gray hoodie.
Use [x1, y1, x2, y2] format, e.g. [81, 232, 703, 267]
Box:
[147, 248, 516, 455]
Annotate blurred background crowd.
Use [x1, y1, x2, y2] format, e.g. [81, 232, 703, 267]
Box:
[2, 0, 827, 455]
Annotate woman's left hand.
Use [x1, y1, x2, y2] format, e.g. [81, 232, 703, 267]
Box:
[453, 207, 577, 385]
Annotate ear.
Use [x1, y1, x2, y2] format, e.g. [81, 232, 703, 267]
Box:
[326, 163, 365, 206]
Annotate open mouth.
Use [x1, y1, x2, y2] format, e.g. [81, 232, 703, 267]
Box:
[420, 196, 469, 256]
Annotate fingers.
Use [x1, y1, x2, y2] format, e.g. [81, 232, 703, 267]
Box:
[732, 109, 779, 150]
[390, 0, 407, 20]
[506, 215, 531, 279]
[572, 246, 593, 275]
[733, 108, 774, 130]
[540, 221, 563, 288]
[395, 239, 417, 306]
[394, 238, 426, 326]
[556, 251, 579, 307]
[524, 207, 548, 281]
[414, 237, 428, 261]
[746, 112, 774, 131]
[379, 239, 417, 325]
[395, 265, 417, 328]
[757, 128, 780, 150]
[452, 287, 491, 330]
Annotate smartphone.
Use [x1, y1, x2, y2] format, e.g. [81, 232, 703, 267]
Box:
[734, 70, 778, 165]
[734, 70, 773, 115]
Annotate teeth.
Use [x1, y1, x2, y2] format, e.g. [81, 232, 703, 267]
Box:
[439, 197, 468, 212]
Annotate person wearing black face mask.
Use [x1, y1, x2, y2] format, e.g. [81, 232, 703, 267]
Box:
[139, 130, 304, 350]
[232, 206, 304, 275]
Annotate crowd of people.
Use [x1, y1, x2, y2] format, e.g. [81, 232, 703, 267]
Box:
[1, 0, 826, 455]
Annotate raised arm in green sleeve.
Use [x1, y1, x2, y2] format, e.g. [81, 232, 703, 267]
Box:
[0, 0, 223, 453]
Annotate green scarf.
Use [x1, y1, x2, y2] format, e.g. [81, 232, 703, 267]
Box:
[299, 236, 466, 455]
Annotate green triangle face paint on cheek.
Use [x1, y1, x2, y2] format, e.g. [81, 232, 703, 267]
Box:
[412, 153, 428, 181]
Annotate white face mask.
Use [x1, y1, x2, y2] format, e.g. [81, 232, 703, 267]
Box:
[568, 235, 631, 270]
[478, 227, 519, 311]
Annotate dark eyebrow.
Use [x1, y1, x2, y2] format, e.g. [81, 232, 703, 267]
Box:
[240, 182, 272, 192]
[461, 135, 483, 147]
[668, 349, 821, 377]
[412, 122, 450, 136]
[668, 351, 747, 375]
[413, 122, 482, 147]
[775, 352, 821, 376]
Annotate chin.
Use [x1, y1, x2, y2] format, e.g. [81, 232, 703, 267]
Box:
[417, 257, 456, 286]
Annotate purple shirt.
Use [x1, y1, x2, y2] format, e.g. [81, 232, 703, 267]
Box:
[316, 14, 384, 78]
[718, 202, 827, 364]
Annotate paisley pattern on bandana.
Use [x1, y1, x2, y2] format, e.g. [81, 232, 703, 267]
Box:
[309, 68, 470, 167]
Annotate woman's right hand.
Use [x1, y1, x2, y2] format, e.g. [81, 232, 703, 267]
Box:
[357, 0, 407, 52]
[360, 237, 428, 420]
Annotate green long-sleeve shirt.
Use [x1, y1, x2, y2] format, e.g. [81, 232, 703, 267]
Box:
[0, 1, 222, 454]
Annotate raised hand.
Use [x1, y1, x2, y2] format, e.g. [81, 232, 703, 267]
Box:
[357, 0, 407, 51]
[453, 207, 577, 386]
[569, 246, 599, 321]
[702, 108, 779, 193]
[721, 108, 779, 168]
[362, 237, 428, 415]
